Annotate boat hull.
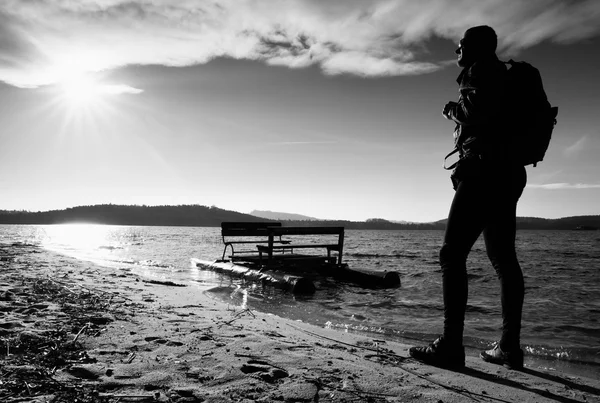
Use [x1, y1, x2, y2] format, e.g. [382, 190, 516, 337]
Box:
[191, 258, 400, 294]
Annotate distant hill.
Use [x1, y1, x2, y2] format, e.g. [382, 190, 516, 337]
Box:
[0, 205, 597, 230]
[515, 215, 600, 230]
[431, 216, 600, 230]
[244, 215, 600, 230]
[250, 210, 320, 221]
[0, 204, 268, 227]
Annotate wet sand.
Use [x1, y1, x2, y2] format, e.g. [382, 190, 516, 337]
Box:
[1, 243, 598, 402]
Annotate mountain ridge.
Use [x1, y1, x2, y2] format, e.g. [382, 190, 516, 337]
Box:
[250, 210, 320, 221]
[0, 204, 598, 230]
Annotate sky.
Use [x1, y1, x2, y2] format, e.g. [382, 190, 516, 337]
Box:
[1, 0, 599, 223]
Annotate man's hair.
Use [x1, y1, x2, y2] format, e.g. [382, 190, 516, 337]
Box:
[464, 25, 497, 54]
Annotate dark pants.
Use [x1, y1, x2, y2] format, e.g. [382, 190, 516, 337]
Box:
[440, 166, 527, 351]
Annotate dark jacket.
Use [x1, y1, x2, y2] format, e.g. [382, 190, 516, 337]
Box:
[447, 55, 508, 161]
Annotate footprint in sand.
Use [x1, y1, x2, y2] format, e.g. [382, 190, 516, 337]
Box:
[144, 336, 184, 347]
[263, 330, 285, 338]
[0, 290, 15, 301]
[0, 321, 25, 335]
[240, 360, 289, 383]
[0, 321, 23, 329]
[15, 303, 50, 314]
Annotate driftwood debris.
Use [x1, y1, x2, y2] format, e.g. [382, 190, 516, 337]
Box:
[0, 276, 120, 402]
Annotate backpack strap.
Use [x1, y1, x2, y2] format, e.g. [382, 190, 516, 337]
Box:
[443, 147, 460, 170]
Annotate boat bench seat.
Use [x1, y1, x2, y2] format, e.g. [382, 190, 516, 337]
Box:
[256, 226, 344, 267]
[257, 244, 342, 252]
[257, 244, 341, 265]
[220, 222, 288, 261]
[221, 222, 345, 268]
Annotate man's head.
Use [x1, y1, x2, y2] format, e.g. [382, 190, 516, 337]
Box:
[455, 25, 497, 68]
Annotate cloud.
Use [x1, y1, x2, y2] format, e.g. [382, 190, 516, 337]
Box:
[269, 141, 339, 146]
[101, 84, 144, 95]
[564, 136, 588, 157]
[321, 51, 440, 77]
[1, 0, 600, 87]
[528, 183, 600, 190]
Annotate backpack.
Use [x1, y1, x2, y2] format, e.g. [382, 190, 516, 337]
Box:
[504, 59, 558, 167]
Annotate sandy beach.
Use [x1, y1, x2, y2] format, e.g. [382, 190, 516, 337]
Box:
[1, 243, 598, 403]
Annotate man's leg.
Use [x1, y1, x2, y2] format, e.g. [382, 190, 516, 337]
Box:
[480, 167, 526, 369]
[440, 178, 488, 345]
[409, 178, 488, 368]
[484, 202, 524, 351]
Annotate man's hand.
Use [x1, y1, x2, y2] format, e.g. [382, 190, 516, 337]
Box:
[442, 101, 458, 120]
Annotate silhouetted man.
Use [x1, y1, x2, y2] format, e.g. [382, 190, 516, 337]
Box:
[409, 25, 526, 370]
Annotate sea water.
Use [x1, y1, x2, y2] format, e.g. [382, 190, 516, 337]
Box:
[1, 224, 599, 378]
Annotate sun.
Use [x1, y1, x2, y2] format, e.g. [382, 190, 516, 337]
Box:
[57, 72, 105, 110]
[41, 59, 143, 131]
[42, 67, 121, 133]
[50, 69, 142, 117]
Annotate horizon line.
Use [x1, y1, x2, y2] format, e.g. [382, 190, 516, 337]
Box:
[0, 203, 598, 224]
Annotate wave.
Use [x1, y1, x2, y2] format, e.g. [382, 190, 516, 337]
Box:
[134, 259, 173, 269]
[553, 250, 600, 259]
[555, 324, 600, 336]
[98, 245, 124, 251]
[92, 257, 172, 270]
[465, 304, 494, 314]
[330, 323, 600, 371]
[524, 344, 600, 367]
[348, 252, 419, 259]
[4, 241, 40, 248]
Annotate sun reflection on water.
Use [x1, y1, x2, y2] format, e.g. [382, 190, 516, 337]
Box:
[41, 223, 114, 251]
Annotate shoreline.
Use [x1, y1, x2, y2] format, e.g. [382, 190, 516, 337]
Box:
[1, 243, 599, 402]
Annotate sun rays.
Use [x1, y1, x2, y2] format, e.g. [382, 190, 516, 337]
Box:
[51, 66, 142, 115]
[32, 59, 145, 139]
[56, 72, 106, 111]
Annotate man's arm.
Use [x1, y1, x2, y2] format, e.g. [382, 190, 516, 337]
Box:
[445, 62, 505, 126]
